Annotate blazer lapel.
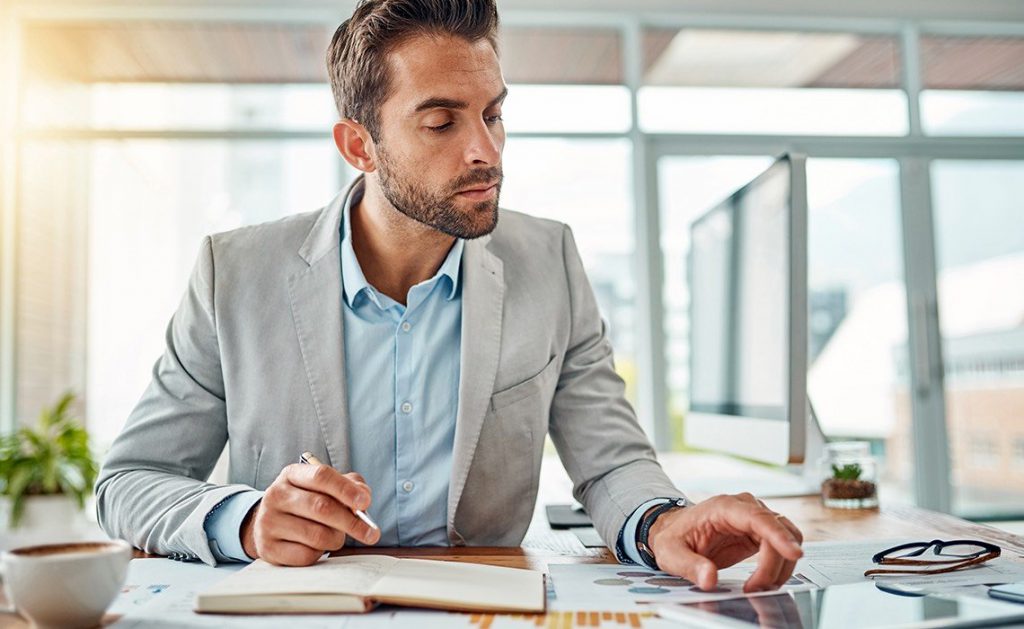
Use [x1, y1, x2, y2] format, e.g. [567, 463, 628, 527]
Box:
[286, 184, 354, 473]
[447, 234, 504, 541]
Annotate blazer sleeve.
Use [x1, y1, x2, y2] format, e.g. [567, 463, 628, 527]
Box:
[94, 236, 255, 565]
[547, 224, 685, 551]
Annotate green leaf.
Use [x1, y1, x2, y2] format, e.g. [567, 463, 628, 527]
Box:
[831, 463, 863, 481]
[10, 493, 25, 527]
[0, 392, 97, 526]
[7, 461, 36, 498]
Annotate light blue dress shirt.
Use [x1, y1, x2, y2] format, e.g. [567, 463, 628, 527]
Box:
[337, 183, 463, 546]
[203, 181, 665, 565]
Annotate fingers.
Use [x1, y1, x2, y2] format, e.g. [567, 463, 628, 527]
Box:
[655, 545, 719, 592]
[766, 511, 801, 589]
[631, 493, 803, 597]
[280, 487, 379, 545]
[252, 466, 380, 562]
[270, 511, 347, 548]
[746, 508, 803, 563]
[739, 500, 801, 591]
[745, 538, 786, 593]
[286, 464, 372, 512]
[760, 501, 803, 546]
[259, 538, 325, 567]
[776, 558, 797, 589]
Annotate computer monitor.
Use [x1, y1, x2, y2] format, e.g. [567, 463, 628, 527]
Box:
[685, 153, 812, 466]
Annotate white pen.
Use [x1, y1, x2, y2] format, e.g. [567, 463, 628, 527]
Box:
[299, 451, 380, 531]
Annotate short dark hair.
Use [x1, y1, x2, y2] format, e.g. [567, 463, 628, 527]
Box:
[326, 0, 500, 141]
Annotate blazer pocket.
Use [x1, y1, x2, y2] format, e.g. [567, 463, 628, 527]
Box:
[490, 354, 559, 411]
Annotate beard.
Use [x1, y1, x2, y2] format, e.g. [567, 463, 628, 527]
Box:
[376, 145, 502, 239]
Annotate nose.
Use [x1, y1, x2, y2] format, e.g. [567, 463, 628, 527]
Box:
[464, 119, 502, 167]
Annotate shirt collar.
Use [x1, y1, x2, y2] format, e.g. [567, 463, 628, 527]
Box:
[340, 177, 464, 308]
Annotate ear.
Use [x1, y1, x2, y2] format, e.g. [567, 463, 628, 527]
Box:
[333, 119, 377, 173]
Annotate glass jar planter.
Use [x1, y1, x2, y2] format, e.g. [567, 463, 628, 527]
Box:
[820, 441, 879, 509]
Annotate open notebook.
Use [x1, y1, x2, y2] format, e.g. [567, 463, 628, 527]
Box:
[195, 555, 546, 614]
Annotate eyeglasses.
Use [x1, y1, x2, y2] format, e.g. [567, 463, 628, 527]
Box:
[864, 539, 1001, 577]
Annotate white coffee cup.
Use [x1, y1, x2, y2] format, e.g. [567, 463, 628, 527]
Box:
[2, 539, 132, 628]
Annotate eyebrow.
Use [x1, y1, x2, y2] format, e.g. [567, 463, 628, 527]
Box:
[413, 86, 508, 114]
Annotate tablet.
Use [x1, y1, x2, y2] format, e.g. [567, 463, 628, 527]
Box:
[656, 582, 1024, 629]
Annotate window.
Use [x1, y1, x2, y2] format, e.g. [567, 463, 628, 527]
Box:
[639, 29, 907, 135]
[23, 83, 337, 131]
[920, 35, 1024, 136]
[967, 436, 999, 471]
[932, 160, 1024, 517]
[499, 25, 631, 133]
[803, 159, 911, 504]
[1013, 439, 1024, 471]
[503, 85, 631, 134]
[17, 139, 345, 446]
[501, 138, 637, 401]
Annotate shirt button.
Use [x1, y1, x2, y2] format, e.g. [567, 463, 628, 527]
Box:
[401, 402, 413, 414]
[402, 481, 414, 493]
[401, 321, 411, 332]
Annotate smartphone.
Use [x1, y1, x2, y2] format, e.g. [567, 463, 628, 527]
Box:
[989, 582, 1024, 605]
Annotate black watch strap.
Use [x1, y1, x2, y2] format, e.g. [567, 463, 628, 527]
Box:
[636, 497, 689, 570]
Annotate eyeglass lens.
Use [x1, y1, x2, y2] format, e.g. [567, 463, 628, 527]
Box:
[889, 542, 988, 560]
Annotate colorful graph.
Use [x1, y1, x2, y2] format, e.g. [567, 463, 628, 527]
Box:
[548, 562, 816, 611]
[468, 611, 657, 629]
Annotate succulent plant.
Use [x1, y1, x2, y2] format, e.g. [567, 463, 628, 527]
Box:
[830, 463, 863, 481]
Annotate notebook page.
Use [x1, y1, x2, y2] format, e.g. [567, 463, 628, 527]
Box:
[371, 558, 544, 611]
[200, 555, 398, 598]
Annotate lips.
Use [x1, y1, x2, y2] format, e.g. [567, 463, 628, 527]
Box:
[458, 181, 499, 194]
[455, 181, 499, 202]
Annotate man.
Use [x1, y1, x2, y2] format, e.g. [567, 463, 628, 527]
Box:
[96, 0, 803, 593]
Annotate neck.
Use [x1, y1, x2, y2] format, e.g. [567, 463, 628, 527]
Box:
[350, 178, 456, 306]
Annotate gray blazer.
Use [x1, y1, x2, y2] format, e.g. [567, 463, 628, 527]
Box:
[95, 177, 681, 565]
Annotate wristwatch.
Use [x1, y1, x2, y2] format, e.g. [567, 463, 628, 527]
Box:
[636, 497, 689, 570]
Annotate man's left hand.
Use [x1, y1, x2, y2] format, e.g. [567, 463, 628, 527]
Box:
[646, 493, 804, 593]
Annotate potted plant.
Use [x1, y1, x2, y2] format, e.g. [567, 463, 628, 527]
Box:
[821, 462, 878, 509]
[0, 392, 98, 532]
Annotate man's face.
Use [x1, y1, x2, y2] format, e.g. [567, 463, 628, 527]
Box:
[371, 34, 506, 239]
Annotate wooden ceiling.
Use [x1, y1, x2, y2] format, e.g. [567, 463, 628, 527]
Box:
[920, 36, 1024, 90]
[24, 22, 334, 83]
[21, 21, 1024, 90]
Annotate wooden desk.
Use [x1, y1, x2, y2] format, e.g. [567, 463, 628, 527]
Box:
[3, 494, 1022, 627]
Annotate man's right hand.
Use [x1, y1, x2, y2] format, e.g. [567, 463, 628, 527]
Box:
[240, 464, 381, 566]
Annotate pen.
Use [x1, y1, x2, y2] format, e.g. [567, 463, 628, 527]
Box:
[299, 451, 380, 531]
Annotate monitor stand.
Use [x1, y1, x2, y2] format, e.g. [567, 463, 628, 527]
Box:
[794, 398, 827, 494]
[661, 399, 826, 499]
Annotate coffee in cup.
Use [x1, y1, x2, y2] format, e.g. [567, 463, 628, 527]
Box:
[2, 539, 132, 628]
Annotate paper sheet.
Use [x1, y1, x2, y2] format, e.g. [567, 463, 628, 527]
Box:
[202, 555, 396, 598]
[109, 559, 679, 628]
[796, 539, 1024, 589]
[547, 562, 816, 611]
[110, 559, 378, 628]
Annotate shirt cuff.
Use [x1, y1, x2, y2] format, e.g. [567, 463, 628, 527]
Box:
[617, 498, 671, 567]
[203, 490, 264, 564]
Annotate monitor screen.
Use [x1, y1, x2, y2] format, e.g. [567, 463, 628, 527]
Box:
[690, 159, 790, 421]
[686, 154, 808, 464]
